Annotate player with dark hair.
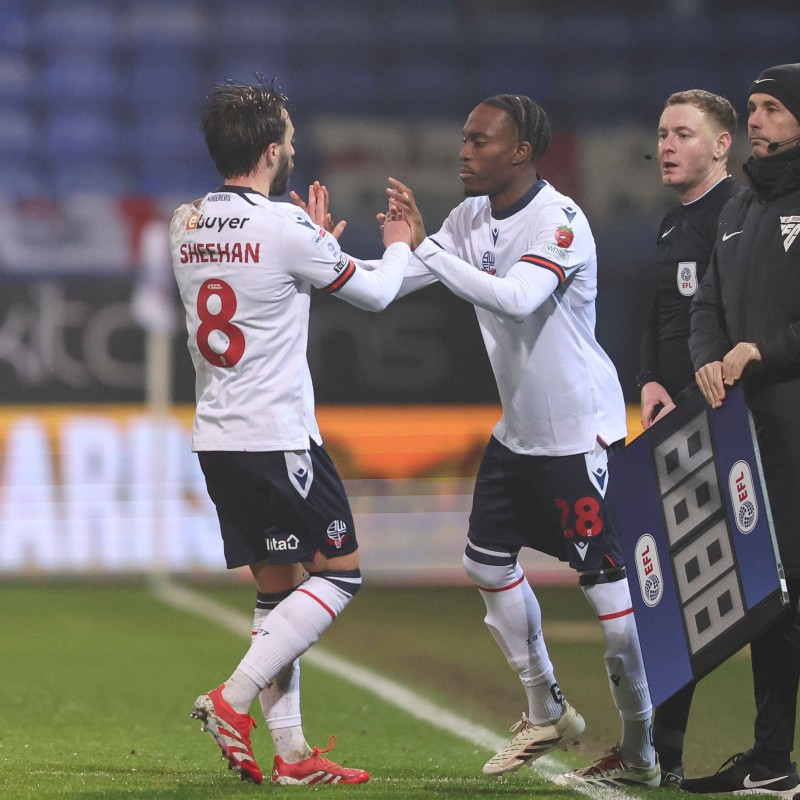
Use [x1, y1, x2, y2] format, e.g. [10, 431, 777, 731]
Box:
[683, 63, 800, 797]
[170, 79, 411, 785]
[635, 88, 739, 786]
[384, 94, 659, 787]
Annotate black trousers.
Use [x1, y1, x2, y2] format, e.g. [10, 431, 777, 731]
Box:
[752, 576, 800, 754]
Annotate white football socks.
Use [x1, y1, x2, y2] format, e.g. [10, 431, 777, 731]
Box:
[582, 579, 655, 767]
[220, 668, 261, 713]
[252, 602, 310, 762]
[223, 573, 359, 717]
[464, 551, 563, 724]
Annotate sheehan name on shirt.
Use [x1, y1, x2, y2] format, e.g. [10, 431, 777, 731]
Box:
[179, 241, 261, 264]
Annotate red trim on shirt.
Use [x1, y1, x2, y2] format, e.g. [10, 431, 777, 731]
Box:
[519, 254, 566, 283]
[323, 260, 356, 293]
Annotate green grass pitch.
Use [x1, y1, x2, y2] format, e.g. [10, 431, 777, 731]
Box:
[0, 581, 782, 798]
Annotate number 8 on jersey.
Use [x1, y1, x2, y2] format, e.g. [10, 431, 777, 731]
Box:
[197, 278, 246, 367]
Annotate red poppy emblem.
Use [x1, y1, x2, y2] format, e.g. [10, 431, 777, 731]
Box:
[555, 226, 574, 248]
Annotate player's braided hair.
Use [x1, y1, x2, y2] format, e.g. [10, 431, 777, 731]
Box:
[482, 94, 551, 163]
[200, 76, 289, 179]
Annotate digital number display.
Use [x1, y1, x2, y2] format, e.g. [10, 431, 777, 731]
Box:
[652, 408, 744, 655]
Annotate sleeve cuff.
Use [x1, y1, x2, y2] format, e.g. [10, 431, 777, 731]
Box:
[636, 372, 659, 391]
[413, 237, 441, 261]
[385, 241, 411, 256]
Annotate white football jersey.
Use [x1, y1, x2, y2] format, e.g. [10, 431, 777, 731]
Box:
[171, 186, 409, 451]
[408, 179, 627, 456]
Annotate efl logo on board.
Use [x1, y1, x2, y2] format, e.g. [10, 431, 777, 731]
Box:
[729, 460, 758, 533]
[635, 534, 663, 607]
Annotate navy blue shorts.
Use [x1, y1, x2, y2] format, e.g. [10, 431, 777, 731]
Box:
[198, 442, 357, 568]
[468, 436, 625, 575]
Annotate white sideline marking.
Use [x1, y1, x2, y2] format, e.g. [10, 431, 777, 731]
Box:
[153, 580, 632, 799]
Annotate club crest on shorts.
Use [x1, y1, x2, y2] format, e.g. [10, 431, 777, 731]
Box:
[326, 520, 349, 549]
[677, 261, 697, 297]
[284, 451, 314, 499]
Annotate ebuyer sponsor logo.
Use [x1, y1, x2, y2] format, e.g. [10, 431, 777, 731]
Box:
[185, 214, 250, 232]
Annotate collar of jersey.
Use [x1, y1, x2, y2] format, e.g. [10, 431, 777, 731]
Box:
[683, 174, 734, 207]
[214, 185, 266, 202]
[491, 178, 547, 221]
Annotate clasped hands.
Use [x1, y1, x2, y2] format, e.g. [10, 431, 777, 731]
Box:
[290, 178, 427, 250]
[695, 341, 761, 409]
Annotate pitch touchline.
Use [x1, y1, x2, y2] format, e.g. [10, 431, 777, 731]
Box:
[152, 579, 631, 800]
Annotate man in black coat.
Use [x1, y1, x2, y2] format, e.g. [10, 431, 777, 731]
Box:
[685, 63, 800, 797]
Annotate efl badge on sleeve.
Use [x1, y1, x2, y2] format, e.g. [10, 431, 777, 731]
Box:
[607, 384, 787, 707]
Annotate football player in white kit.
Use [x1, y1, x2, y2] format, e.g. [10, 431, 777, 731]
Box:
[384, 95, 659, 787]
[171, 80, 411, 785]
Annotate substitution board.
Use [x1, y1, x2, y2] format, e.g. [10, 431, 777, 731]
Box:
[607, 384, 787, 707]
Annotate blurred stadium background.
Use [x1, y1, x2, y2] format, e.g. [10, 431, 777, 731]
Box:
[1, 0, 799, 582]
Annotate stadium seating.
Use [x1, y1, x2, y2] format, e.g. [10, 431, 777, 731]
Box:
[0, 9, 30, 53]
[212, 2, 285, 39]
[49, 157, 134, 197]
[641, 58, 726, 114]
[40, 52, 120, 111]
[723, 11, 800, 54]
[286, 63, 384, 112]
[384, 2, 466, 60]
[128, 54, 212, 114]
[0, 106, 35, 159]
[0, 0, 798, 206]
[35, 2, 118, 54]
[121, 1, 207, 51]
[0, 53, 33, 103]
[0, 156, 43, 197]
[638, 11, 718, 55]
[213, 56, 288, 92]
[128, 112, 213, 196]
[44, 111, 122, 161]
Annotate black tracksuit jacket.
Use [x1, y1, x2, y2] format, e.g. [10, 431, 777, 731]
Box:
[690, 149, 800, 575]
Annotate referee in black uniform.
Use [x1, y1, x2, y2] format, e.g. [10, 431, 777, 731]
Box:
[636, 89, 739, 784]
